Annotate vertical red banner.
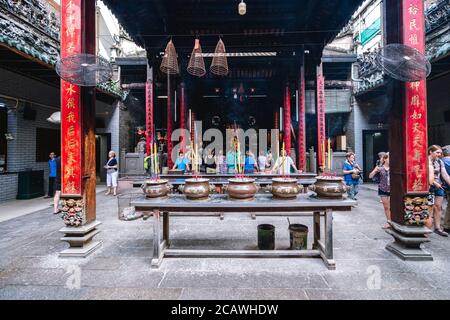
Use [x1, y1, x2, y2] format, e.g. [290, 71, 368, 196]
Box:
[145, 79, 153, 155]
[190, 111, 196, 143]
[61, 0, 82, 196]
[167, 76, 173, 168]
[402, 0, 428, 193]
[298, 66, 306, 171]
[180, 83, 186, 152]
[283, 85, 291, 154]
[316, 66, 326, 169]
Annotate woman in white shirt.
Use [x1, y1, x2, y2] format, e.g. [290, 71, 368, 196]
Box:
[257, 151, 267, 173]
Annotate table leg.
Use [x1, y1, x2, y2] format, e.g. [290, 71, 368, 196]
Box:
[323, 209, 335, 270]
[163, 212, 170, 247]
[313, 211, 320, 250]
[151, 209, 164, 268]
[251, 213, 256, 220]
[219, 212, 224, 220]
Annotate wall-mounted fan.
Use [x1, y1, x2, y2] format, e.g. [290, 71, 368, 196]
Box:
[47, 111, 61, 124]
[56, 53, 113, 86]
[375, 44, 431, 82]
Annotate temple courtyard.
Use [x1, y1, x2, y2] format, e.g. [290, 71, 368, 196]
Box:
[0, 185, 449, 300]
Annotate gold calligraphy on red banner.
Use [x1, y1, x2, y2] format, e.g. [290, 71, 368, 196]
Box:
[61, 0, 82, 196]
[298, 66, 306, 171]
[403, 0, 428, 193]
[316, 72, 326, 168]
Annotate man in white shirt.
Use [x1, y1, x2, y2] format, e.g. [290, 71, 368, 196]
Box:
[271, 150, 300, 175]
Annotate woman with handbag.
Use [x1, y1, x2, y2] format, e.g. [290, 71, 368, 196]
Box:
[105, 150, 119, 196]
[426, 145, 450, 237]
[369, 153, 391, 229]
[342, 152, 362, 200]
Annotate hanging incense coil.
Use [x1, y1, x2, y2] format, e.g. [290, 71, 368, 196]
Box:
[210, 38, 229, 76]
[187, 39, 206, 77]
[160, 40, 179, 75]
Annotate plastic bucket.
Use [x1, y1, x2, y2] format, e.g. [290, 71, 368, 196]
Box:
[258, 224, 275, 250]
[289, 224, 308, 250]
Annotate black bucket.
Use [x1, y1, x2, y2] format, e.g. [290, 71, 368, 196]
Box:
[289, 224, 308, 250]
[257, 224, 275, 250]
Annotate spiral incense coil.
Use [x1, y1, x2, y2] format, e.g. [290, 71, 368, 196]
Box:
[210, 38, 229, 76]
[160, 40, 179, 75]
[187, 39, 206, 77]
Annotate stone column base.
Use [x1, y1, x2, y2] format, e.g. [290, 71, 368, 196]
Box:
[385, 221, 433, 261]
[59, 221, 102, 258]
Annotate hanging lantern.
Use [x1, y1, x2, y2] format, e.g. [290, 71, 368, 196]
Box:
[160, 40, 179, 75]
[187, 39, 206, 77]
[210, 38, 229, 76]
[238, 0, 247, 15]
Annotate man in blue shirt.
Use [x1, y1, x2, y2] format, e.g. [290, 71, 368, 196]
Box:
[172, 151, 190, 172]
[45, 152, 57, 198]
[442, 145, 450, 232]
[342, 152, 362, 200]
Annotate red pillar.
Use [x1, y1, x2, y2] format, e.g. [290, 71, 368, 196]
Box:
[180, 82, 186, 152]
[298, 65, 306, 171]
[167, 75, 173, 168]
[60, 0, 96, 226]
[145, 65, 154, 155]
[316, 63, 326, 172]
[385, 0, 432, 260]
[283, 84, 291, 154]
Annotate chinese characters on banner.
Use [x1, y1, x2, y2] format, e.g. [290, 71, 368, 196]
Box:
[145, 79, 153, 155]
[316, 71, 326, 169]
[284, 85, 291, 154]
[298, 66, 306, 171]
[403, 0, 428, 193]
[61, 0, 82, 196]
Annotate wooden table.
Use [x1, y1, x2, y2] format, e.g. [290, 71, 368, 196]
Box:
[131, 194, 356, 270]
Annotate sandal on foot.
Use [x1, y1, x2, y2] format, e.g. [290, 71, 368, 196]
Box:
[434, 229, 449, 237]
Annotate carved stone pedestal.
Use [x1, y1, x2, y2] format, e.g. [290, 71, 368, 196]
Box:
[59, 221, 102, 258]
[385, 221, 433, 261]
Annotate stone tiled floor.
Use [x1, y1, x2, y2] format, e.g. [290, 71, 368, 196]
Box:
[0, 187, 449, 300]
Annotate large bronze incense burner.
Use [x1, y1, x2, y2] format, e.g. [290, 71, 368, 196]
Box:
[141, 179, 172, 198]
[267, 177, 302, 199]
[224, 178, 259, 200]
[178, 178, 215, 200]
[309, 176, 348, 199]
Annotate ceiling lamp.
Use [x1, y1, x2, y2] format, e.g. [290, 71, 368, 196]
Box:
[210, 38, 229, 76]
[187, 39, 206, 77]
[238, 0, 246, 15]
[160, 40, 179, 75]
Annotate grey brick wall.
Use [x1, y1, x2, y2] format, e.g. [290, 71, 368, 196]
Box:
[1, 67, 119, 202]
[0, 173, 18, 201]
